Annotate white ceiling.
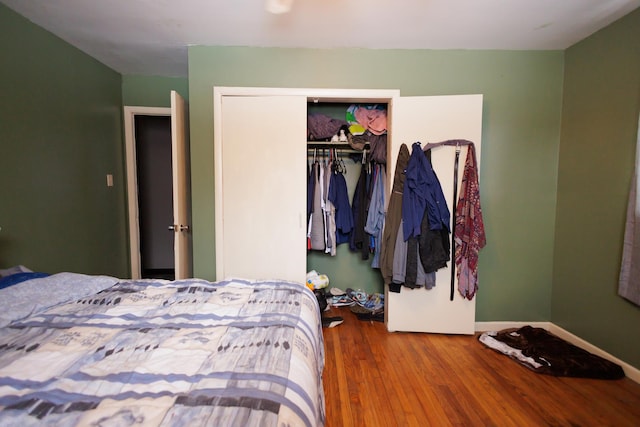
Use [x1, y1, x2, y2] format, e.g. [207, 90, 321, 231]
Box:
[2, 0, 639, 77]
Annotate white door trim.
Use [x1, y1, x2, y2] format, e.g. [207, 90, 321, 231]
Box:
[123, 106, 171, 279]
[213, 87, 400, 281]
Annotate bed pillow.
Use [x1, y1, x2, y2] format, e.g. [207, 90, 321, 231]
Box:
[0, 272, 119, 327]
[0, 272, 50, 290]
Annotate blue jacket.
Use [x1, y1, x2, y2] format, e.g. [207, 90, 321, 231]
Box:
[328, 172, 353, 244]
[402, 142, 450, 240]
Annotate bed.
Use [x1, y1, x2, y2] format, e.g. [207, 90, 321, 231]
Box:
[0, 273, 325, 426]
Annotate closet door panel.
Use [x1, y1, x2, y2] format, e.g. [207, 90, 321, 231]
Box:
[219, 95, 307, 282]
[388, 94, 483, 334]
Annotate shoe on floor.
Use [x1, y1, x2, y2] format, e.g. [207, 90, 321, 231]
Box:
[322, 316, 344, 328]
[329, 287, 346, 296]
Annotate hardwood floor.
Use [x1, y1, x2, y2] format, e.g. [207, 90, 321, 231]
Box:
[321, 307, 640, 427]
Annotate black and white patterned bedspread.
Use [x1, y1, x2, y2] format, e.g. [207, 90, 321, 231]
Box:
[0, 278, 325, 426]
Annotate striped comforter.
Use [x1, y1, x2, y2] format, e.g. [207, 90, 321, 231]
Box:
[0, 278, 325, 426]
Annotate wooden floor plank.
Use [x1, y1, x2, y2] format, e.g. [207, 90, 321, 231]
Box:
[321, 307, 640, 427]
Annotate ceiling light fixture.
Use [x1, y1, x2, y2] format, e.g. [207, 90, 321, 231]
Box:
[265, 0, 294, 14]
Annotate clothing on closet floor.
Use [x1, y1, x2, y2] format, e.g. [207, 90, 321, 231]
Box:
[402, 142, 451, 242]
[454, 144, 485, 300]
[381, 143, 410, 285]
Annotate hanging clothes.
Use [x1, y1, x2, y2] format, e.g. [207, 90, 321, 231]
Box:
[405, 232, 435, 289]
[328, 169, 353, 246]
[619, 115, 640, 307]
[308, 161, 326, 251]
[423, 140, 486, 300]
[418, 209, 450, 273]
[365, 164, 386, 268]
[350, 160, 372, 260]
[350, 132, 387, 164]
[390, 220, 407, 291]
[381, 144, 410, 285]
[402, 142, 451, 242]
[420, 150, 451, 273]
[323, 160, 335, 254]
[307, 160, 316, 250]
[453, 144, 485, 300]
[405, 209, 441, 289]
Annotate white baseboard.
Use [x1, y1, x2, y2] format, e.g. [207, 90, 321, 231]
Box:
[475, 321, 640, 384]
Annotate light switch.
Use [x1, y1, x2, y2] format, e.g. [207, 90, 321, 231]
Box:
[106, 174, 114, 187]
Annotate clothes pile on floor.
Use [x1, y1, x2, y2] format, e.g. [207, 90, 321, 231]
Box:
[329, 287, 385, 322]
[478, 326, 625, 379]
[307, 271, 386, 326]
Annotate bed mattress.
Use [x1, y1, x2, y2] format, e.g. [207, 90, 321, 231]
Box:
[0, 275, 325, 426]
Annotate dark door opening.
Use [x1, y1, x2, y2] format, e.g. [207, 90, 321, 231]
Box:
[134, 115, 174, 280]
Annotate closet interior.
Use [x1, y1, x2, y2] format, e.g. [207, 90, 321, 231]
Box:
[306, 101, 388, 296]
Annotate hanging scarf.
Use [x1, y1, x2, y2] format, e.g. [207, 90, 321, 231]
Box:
[454, 144, 486, 300]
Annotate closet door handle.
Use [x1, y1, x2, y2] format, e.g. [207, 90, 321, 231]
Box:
[168, 225, 176, 231]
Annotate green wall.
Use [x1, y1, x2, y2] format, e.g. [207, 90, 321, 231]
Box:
[553, 8, 640, 367]
[188, 47, 564, 321]
[0, 4, 128, 277]
[122, 75, 189, 107]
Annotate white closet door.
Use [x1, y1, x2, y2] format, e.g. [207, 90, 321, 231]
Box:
[387, 94, 483, 334]
[218, 95, 307, 283]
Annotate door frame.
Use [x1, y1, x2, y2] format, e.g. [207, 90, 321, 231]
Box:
[212, 87, 399, 281]
[123, 106, 171, 279]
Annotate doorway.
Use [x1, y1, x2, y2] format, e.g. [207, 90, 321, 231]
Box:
[123, 92, 191, 280]
[124, 90, 193, 280]
[134, 115, 175, 280]
[123, 106, 171, 279]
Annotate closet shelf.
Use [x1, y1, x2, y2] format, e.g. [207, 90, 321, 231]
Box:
[307, 141, 369, 151]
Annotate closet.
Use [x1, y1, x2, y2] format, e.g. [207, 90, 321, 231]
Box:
[306, 101, 388, 296]
[213, 87, 482, 334]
